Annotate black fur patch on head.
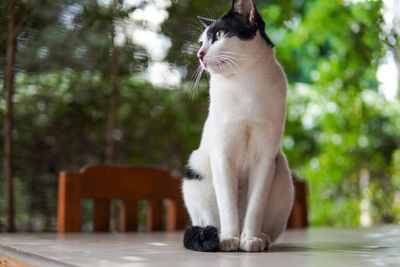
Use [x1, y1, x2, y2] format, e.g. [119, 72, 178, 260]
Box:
[204, 4, 273, 46]
[183, 165, 203, 180]
[183, 226, 220, 252]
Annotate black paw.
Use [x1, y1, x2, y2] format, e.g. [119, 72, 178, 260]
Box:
[183, 226, 219, 252]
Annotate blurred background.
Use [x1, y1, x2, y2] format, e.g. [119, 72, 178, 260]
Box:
[0, 0, 399, 232]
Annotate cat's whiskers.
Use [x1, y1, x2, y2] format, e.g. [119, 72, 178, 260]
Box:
[217, 53, 242, 72]
[218, 60, 227, 72]
[191, 64, 201, 83]
[218, 55, 233, 69]
[208, 54, 231, 66]
[226, 58, 241, 72]
[219, 52, 241, 61]
[189, 65, 204, 100]
[195, 66, 204, 89]
[220, 50, 241, 57]
[201, 52, 242, 74]
[220, 51, 243, 62]
[222, 59, 235, 72]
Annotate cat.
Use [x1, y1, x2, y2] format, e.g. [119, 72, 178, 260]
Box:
[182, 0, 294, 252]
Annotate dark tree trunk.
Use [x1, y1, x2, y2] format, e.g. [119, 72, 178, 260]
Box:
[4, 0, 17, 233]
[4, 0, 29, 232]
[105, 1, 121, 231]
[105, 13, 119, 165]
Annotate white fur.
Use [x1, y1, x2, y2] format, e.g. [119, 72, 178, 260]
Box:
[183, 25, 294, 252]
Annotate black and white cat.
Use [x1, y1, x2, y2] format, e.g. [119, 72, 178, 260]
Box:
[182, 0, 294, 252]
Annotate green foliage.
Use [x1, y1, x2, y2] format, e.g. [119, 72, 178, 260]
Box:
[262, 0, 400, 226]
[0, 69, 211, 230]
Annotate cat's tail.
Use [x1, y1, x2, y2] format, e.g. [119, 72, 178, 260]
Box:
[183, 226, 220, 252]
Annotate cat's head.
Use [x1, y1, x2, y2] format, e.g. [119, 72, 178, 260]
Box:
[196, 0, 273, 75]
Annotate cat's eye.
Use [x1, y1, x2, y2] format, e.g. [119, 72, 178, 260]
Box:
[199, 41, 203, 47]
[215, 30, 225, 40]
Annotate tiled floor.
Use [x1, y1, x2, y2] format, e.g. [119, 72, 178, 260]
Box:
[0, 226, 399, 266]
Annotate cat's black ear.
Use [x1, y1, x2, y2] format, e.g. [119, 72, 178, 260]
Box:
[197, 16, 216, 27]
[232, 0, 257, 23]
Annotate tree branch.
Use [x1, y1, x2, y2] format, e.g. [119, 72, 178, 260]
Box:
[14, 0, 30, 38]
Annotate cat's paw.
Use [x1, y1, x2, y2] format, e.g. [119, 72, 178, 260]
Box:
[220, 236, 240, 251]
[240, 236, 266, 252]
[259, 233, 272, 251]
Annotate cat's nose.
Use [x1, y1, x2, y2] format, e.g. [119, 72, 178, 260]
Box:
[198, 51, 206, 61]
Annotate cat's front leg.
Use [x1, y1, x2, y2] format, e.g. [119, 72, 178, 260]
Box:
[240, 157, 276, 252]
[210, 152, 240, 251]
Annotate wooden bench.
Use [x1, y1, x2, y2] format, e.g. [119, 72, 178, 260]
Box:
[57, 165, 307, 232]
[288, 175, 308, 228]
[57, 165, 187, 232]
